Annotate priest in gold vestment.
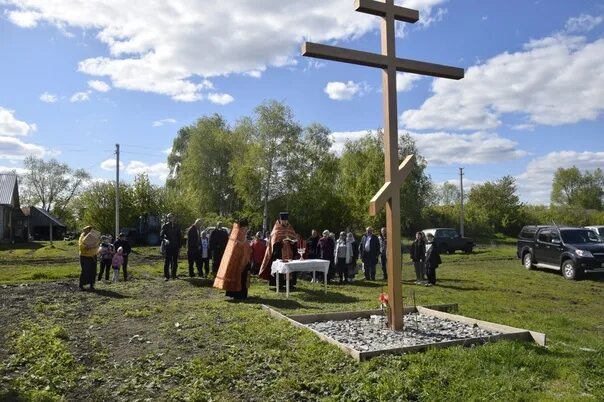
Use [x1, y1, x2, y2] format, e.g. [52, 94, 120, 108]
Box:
[213, 219, 252, 299]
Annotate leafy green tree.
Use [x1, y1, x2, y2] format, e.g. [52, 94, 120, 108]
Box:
[132, 173, 165, 216]
[166, 127, 192, 182]
[551, 166, 603, 210]
[287, 124, 350, 235]
[435, 182, 461, 206]
[21, 156, 91, 212]
[338, 131, 432, 235]
[75, 181, 136, 235]
[176, 114, 244, 216]
[232, 100, 303, 233]
[466, 176, 523, 236]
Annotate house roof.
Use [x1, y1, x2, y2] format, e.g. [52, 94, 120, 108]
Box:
[0, 174, 18, 206]
[22, 206, 66, 227]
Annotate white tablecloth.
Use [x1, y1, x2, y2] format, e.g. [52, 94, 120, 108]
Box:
[271, 259, 330, 297]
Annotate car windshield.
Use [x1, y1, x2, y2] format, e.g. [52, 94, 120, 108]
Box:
[561, 229, 602, 244]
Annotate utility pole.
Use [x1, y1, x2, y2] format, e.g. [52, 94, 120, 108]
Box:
[459, 167, 465, 237]
[115, 143, 120, 240]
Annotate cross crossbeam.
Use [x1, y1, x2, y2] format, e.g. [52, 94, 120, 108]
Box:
[302, 42, 464, 80]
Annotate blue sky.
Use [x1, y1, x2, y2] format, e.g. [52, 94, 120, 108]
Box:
[0, 0, 603, 204]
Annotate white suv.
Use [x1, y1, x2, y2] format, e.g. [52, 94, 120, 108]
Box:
[585, 226, 604, 241]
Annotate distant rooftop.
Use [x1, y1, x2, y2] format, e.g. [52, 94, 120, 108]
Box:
[0, 174, 18, 206]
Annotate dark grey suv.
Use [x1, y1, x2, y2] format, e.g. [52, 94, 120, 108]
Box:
[517, 225, 604, 280]
[422, 228, 475, 254]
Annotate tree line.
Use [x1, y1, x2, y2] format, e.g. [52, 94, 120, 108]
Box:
[20, 100, 604, 240]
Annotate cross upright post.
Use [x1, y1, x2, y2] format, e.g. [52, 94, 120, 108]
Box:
[303, 0, 463, 330]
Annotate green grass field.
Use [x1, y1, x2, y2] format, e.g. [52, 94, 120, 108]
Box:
[0, 243, 603, 401]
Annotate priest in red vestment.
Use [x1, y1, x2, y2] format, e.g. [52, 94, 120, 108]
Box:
[258, 212, 299, 287]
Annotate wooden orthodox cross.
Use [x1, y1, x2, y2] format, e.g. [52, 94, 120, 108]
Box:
[302, 0, 464, 330]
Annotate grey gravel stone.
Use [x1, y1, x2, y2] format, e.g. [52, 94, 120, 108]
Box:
[306, 313, 501, 351]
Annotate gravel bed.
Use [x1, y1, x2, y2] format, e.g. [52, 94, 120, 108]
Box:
[305, 313, 501, 352]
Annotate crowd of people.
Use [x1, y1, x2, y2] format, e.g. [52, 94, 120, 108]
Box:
[78, 212, 443, 296]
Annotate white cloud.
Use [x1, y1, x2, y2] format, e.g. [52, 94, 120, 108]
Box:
[88, 80, 111, 92]
[244, 70, 263, 78]
[510, 123, 535, 131]
[330, 130, 372, 154]
[70, 91, 91, 102]
[6, 9, 42, 27]
[0, 165, 28, 175]
[4, 0, 446, 102]
[100, 158, 123, 171]
[411, 132, 528, 165]
[396, 73, 422, 92]
[163, 147, 172, 154]
[324, 81, 369, 100]
[126, 161, 169, 181]
[207, 93, 234, 105]
[152, 118, 177, 127]
[565, 14, 603, 33]
[395, 0, 448, 37]
[0, 136, 47, 160]
[39, 92, 58, 103]
[517, 151, 604, 204]
[402, 34, 604, 131]
[0, 107, 37, 136]
[330, 129, 527, 164]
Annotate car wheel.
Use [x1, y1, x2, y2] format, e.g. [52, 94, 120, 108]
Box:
[447, 249, 456, 254]
[561, 260, 581, 280]
[523, 253, 533, 270]
[439, 243, 448, 253]
[464, 245, 473, 253]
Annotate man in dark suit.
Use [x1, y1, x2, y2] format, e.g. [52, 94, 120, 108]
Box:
[209, 221, 229, 275]
[187, 219, 203, 277]
[160, 213, 182, 281]
[359, 226, 380, 280]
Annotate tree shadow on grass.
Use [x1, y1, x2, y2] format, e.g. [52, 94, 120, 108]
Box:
[0, 242, 44, 252]
[346, 280, 385, 288]
[91, 288, 130, 299]
[182, 277, 215, 288]
[297, 287, 360, 303]
[436, 278, 479, 284]
[429, 283, 486, 291]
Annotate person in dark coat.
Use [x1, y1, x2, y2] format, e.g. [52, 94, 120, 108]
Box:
[186, 219, 203, 277]
[113, 232, 132, 281]
[160, 213, 182, 281]
[359, 226, 380, 280]
[317, 229, 335, 282]
[306, 229, 320, 259]
[209, 221, 229, 275]
[425, 233, 442, 286]
[410, 231, 426, 284]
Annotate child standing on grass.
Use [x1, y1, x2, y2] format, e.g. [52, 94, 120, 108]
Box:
[97, 236, 114, 281]
[111, 247, 124, 283]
